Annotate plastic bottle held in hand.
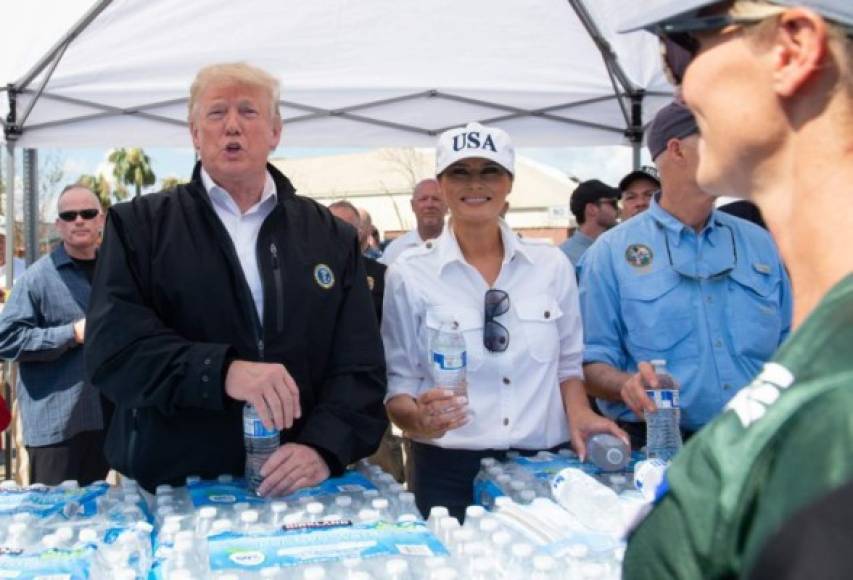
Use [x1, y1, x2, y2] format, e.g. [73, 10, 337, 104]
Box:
[645, 359, 682, 462]
[243, 403, 280, 494]
[587, 433, 631, 472]
[431, 321, 467, 397]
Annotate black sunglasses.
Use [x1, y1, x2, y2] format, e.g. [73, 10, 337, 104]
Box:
[484, 289, 510, 353]
[657, 14, 774, 85]
[58, 209, 100, 222]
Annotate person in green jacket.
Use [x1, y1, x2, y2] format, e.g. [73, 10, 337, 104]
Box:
[619, 1, 853, 578]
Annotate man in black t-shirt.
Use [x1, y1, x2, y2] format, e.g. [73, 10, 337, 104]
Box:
[0, 185, 107, 485]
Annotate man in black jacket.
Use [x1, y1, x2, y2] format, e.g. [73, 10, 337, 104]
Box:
[85, 62, 388, 495]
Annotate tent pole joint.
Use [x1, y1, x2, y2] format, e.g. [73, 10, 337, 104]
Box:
[4, 85, 21, 142]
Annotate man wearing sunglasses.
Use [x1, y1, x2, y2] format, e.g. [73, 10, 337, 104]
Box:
[559, 179, 621, 266]
[578, 100, 790, 452]
[618, 1, 853, 578]
[0, 185, 109, 485]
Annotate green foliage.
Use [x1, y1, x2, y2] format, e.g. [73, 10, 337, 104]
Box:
[77, 174, 113, 209]
[109, 148, 156, 198]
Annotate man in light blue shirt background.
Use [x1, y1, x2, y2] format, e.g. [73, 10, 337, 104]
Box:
[578, 101, 791, 448]
[559, 179, 620, 266]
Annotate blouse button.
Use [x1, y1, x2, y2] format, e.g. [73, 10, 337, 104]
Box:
[544, 310, 551, 319]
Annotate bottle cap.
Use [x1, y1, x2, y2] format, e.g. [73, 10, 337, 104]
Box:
[371, 498, 389, 510]
[386, 558, 409, 574]
[335, 495, 352, 507]
[429, 506, 449, 520]
[241, 509, 260, 523]
[606, 448, 626, 465]
[306, 502, 324, 515]
[199, 506, 218, 519]
[465, 505, 485, 519]
[271, 501, 289, 513]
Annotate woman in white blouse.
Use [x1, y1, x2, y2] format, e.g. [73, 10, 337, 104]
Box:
[382, 122, 627, 521]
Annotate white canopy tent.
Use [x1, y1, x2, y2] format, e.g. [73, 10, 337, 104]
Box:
[0, 0, 672, 261]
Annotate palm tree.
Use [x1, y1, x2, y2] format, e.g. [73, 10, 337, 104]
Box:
[109, 148, 156, 198]
[77, 174, 117, 209]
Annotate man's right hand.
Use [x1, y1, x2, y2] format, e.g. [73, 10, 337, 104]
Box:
[224, 360, 301, 431]
[620, 361, 659, 418]
[73, 319, 86, 344]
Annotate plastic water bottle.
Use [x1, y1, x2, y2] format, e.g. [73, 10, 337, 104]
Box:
[431, 321, 468, 397]
[634, 458, 668, 501]
[645, 360, 682, 461]
[243, 403, 281, 494]
[587, 433, 631, 472]
[551, 468, 623, 533]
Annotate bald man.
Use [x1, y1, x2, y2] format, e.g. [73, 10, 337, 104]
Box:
[380, 179, 447, 266]
[0, 184, 110, 485]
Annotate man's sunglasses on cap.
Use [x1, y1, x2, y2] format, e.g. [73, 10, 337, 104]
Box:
[656, 8, 853, 85]
[58, 209, 100, 222]
[658, 14, 770, 84]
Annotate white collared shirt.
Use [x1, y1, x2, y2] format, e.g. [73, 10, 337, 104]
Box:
[201, 167, 277, 321]
[379, 229, 425, 266]
[382, 219, 584, 450]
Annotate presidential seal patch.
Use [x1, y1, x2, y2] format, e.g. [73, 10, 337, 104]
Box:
[314, 264, 335, 289]
[625, 244, 653, 268]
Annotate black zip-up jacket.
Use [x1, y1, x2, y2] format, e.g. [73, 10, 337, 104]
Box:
[85, 163, 388, 492]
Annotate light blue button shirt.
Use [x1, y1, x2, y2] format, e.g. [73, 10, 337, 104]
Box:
[559, 230, 594, 266]
[578, 196, 792, 430]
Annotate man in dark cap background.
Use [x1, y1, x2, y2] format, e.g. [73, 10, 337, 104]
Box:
[559, 179, 621, 266]
[618, 166, 660, 220]
[577, 100, 791, 449]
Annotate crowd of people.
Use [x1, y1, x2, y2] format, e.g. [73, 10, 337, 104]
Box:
[0, 0, 850, 576]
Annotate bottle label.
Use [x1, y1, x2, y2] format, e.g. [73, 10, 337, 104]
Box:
[646, 389, 679, 410]
[432, 351, 466, 371]
[243, 416, 279, 438]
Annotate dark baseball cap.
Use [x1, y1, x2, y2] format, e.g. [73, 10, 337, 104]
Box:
[619, 166, 661, 193]
[647, 101, 699, 161]
[570, 179, 621, 221]
[620, 0, 853, 33]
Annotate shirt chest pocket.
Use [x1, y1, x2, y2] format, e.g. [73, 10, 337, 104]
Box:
[515, 296, 563, 363]
[620, 270, 698, 361]
[424, 306, 485, 372]
[726, 266, 782, 360]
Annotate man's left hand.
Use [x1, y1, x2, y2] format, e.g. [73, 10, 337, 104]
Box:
[257, 443, 330, 497]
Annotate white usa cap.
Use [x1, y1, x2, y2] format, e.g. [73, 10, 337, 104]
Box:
[435, 122, 515, 176]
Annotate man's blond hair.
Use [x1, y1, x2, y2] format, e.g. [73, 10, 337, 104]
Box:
[188, 62, 281, 122]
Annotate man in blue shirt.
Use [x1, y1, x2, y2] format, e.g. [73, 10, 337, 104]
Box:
[578, 101, 791, 447]
[559, 179, 620, 266]
[0, 185, 108, 484]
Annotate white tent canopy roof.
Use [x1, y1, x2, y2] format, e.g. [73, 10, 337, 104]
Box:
[1, 0, 672, 149]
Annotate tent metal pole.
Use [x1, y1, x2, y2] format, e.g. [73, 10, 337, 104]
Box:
[630, 92, 645, 169]
[14, 0, 114, 90]
[21, 149, 38, 266]
[17, 41, 72, 128]
[5, 144, 14, 280]
[567, 0, 636, 122]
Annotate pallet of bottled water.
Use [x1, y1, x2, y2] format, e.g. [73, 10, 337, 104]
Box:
[473, 447, 643, 509]
[0, 478, 154, 578]
[149, 463, 446, 578]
